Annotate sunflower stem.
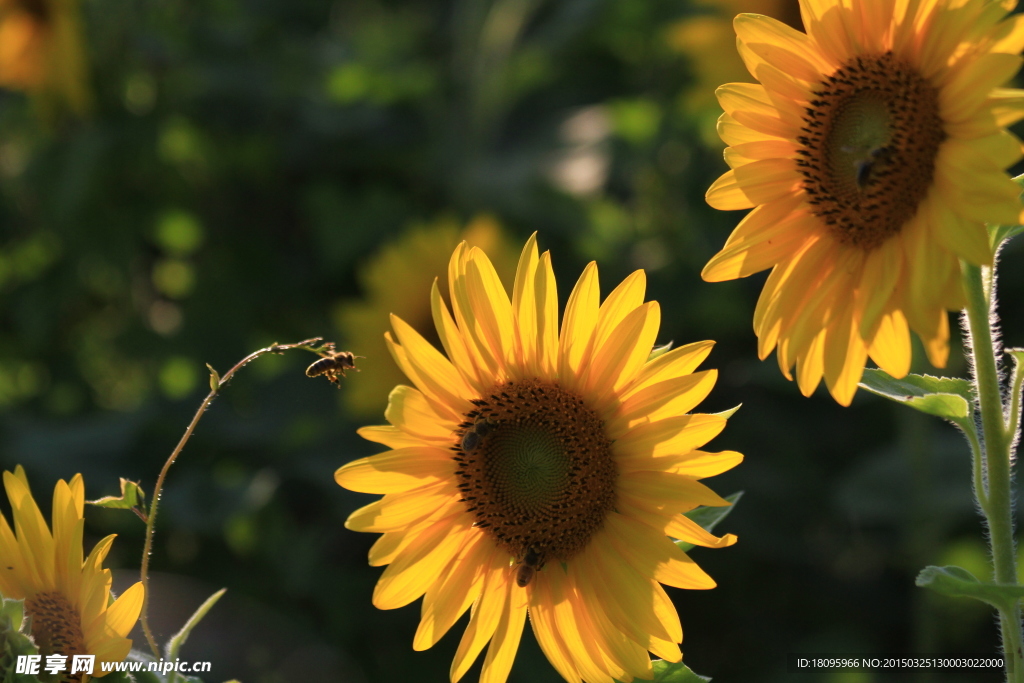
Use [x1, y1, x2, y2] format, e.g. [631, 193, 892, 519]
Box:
[962, 261, 1022, 683]
[139, 337, 328, 658]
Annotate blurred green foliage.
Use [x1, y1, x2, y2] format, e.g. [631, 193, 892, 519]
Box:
[1, 0, 1023, 681]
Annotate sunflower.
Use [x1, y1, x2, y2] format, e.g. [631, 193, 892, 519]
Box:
[0, 0, 92, 113]
[335, 215, 517, 418]
[0, 467, 144, 679]
[336, 235, 740, 682]
[703, 0, 1024, 405]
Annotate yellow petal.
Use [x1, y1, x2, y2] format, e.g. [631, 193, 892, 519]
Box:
[511, 233, 541, 374]
[105, 582, 144, 638]
[415, 534, 489, 651]
[384, 385, 458, 441]
[665, 513, 738, 549]
[480, 575, 529, 683]
[867, 308, 912, 379]
[372, 516, 473, 609]
[626, 340, 715, 392]
[618, 471, 731, 507]
[606, 512, 716, 591]
[559, 261, 601, 376]
[335, 447, 455, 494]
[612, 370, 718, 430]
[612, 413, 726, 454]
[451, 554, 513, 682]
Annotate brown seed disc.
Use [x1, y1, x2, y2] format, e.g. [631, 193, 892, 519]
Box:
[25, 591, 87, 680]
[796, 52, 946, 250]
[453, 378, 617, 569]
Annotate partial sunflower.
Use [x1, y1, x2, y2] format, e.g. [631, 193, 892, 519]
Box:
[0, 467, 144, 679]
[0, 0, 92, 114]
[703, 0, 1024, 406]
[668, 0, 802, 116]
[336, 235, 740, 683]
[335, 215, 517, 418]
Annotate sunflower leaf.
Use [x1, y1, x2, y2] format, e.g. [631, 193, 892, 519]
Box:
[650, 659, 712, 682]
[859, 370, 974, 426]
[675, 491, 743, 553]
[916, 565, 1024, 611]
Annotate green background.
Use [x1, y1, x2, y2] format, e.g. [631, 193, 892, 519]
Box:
[1, 0, 1023, 681]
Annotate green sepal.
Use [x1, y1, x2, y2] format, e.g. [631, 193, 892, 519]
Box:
[648, 342, 674, 361]
[859, 369, 974, 428]
[87, 479, 147, 518]
[916, 565, 1024, 611]
[205, 363, 221, 392]
[1, 596, 42, 683]
[992, 223, 1023, 249]
[651, 660, 712, 682]
[675, 492, 743, 553]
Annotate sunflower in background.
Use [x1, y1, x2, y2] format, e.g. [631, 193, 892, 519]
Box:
[0, 467, 144, 677]
[668, 0, 802, 131]
[335, 216, 518, 418]
[703, 0, 1024, 405]
[337, 235, 740, 682]
[0, 0, 92, 115]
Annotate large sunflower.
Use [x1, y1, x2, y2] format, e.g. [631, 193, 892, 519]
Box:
[703, 0, 1024, 405]
[336, 235, 740, 682]
[0, 467, 144, 678]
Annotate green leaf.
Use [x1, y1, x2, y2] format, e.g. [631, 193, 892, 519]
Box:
[675, 492, 743, 553]
[859, 369, 974, 426]
[916, 565, 1024, 610]
[165, 589, 226, 663]
[88, 479, 146, 511]
[651, 660, 712, 682]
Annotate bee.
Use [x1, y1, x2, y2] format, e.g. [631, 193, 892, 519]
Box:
[516, 547, 543, 588]
[306, 351, 358, 386]
[843, 144, 889, 190]
[460, 416, 494, 453]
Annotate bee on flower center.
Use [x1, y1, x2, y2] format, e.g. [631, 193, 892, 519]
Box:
[306, 351, 359, 386]
[459, 416, 494, 453]
[515, 547, 543, 588]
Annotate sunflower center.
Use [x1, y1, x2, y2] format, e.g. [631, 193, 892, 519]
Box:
[24, 591, 87, 669]
[454, 378, 617, 569]
[797, 52, 946, 250]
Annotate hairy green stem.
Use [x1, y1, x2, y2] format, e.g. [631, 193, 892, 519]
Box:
[962, 261, 1022, 682]
[139, 337, 327, 657]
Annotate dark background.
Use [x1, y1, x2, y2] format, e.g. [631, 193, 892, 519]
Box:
[1, 0, 1023, 681]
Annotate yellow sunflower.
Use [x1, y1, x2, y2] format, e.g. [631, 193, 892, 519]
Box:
[703, 0, 1024, 405]
[336, 235, 740, 682]
[335, 215, 517, 418]
[0, 0, 92, 113]
[0, 466, 144, 678]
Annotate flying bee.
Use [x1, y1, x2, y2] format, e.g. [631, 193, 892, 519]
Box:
[306, 351, 359, 387]
[516, 547, 543, 588]
[460, 416, 494, 453]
